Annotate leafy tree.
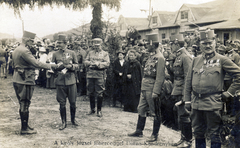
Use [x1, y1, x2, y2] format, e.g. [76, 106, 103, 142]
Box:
[0, 0, 121, 39]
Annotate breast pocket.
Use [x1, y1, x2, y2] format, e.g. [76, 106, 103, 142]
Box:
[203, 67, 222, 89]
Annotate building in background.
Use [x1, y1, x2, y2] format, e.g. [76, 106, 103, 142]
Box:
[117, 0, 240, 44]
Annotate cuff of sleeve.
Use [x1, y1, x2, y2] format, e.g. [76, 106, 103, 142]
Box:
[227, 91, 234, 97]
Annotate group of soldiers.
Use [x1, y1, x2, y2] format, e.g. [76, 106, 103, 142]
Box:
[9, 28, 240, 148]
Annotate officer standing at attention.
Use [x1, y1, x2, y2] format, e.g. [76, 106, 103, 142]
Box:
[128, 35, 165, 142]
[184, 30, 240, 148]
[171, 35, 193, 148]
[52, 34, 79, 130]
[84, 38, 110, 117]
[12, 31, 58, 134]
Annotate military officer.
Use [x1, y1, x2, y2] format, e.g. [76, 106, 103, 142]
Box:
[128, 35, 165, 142]
[52, 34, 79, 130]
[171, 35, 193, 148]
[184, 30, 240, 148]
[84, 38, 110, 117]
[12, 31, 57, 134]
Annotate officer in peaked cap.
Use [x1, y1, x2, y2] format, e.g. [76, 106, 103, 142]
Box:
[184, 30, 240, 148]
[51, 34, 79, 130]
[12, 31, 58, 135]
[128, 34, 165, 142]
[171, 34, 193, 148]
[84, 38, 110, 117]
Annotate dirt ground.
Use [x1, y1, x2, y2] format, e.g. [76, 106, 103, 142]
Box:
[0, 75, 182, 148]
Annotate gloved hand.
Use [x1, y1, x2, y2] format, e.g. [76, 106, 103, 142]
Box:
[222, 91, 231, 102]
[184, 101, 191, 111]
[175, 100, 183, 106]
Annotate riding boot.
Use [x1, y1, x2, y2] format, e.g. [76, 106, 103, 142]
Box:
[59, 107, 67, 130]
[195, 138, 206, 148]
[146, 117, 161, 142]
[20, 111, 37, 135]
[128, 115, 146, 137]
[177, 122, 192, 148]
[70, 107, 78, 126]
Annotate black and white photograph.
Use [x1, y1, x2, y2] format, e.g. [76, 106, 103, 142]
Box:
[0, 0, 240, 147]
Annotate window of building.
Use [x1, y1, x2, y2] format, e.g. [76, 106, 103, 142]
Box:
[181, 11, 188, 20]
[162, 33, 166, 39]
[152, 16, 157, 24]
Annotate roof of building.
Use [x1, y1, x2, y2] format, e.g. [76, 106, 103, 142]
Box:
[203, 20, 240, 29]
[124, 17, 149, 29]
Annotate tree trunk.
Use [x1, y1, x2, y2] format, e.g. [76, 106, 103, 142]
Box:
[90, 3, 103, 39]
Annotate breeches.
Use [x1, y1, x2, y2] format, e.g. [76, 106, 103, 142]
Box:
[87, 78, 105, 97]
[13, 83, 34, 112]
[191, 109, 222, 143]
[56, 84, 77, 108]
[137, 90, 156, 117]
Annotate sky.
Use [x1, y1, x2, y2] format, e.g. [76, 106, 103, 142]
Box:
[0, 0, 215, 38]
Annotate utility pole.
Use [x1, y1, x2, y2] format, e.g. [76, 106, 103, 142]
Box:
[149, 0, 151, 16]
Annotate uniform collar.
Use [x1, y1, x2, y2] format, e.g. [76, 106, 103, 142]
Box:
[203, 51, 216, 60]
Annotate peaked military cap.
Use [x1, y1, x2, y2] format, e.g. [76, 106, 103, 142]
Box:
[57, 34, 67, 43]
[146, 33, 159, 45]
[92, 38, 102, 46]
[23, 31, 36, 41]
[200, 30, 215, 43]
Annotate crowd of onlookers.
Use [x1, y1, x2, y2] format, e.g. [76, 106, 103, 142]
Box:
[1, 30, 240, 129]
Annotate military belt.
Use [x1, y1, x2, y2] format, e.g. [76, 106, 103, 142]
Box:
[174, 76, 184, 80]
[144, 75, 156, 79]
[193, 91, 222, 98]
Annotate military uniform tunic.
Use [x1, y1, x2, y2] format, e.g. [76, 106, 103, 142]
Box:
[52, 48, 79, 108]
[171, 50, 192, 96]
[184, 52, 240, 142]
[138, 52, 165, 117]
[12, 43, 51, 110]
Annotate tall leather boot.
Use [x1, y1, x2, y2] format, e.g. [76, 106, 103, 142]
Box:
[97, 96, 103, 117]
[172, 123, 185, 146]
[87, 95, 95, 115]
[195, 138, 206, 148]
[211, 141, 221, 148]
[146, 117, 161, 142]
[177, 122, 192, 148]
[20, 111, 37, 135]
[128, 115, 146, 137]
[70, 107, 78, 126]
[59, 107, 67, 130]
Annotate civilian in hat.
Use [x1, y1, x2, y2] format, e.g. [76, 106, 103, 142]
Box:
[112, 49, 126, 107]
[12, 31, 58, 135]
[184, 30, 240, 148]
[52, 34, 79, 130]
[128, 39, 165, 142]
[37, 47, 48, 88]
[123, 49, 142, 113]
[46, 44, 56, 89]
[84, 38, 110, 117]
